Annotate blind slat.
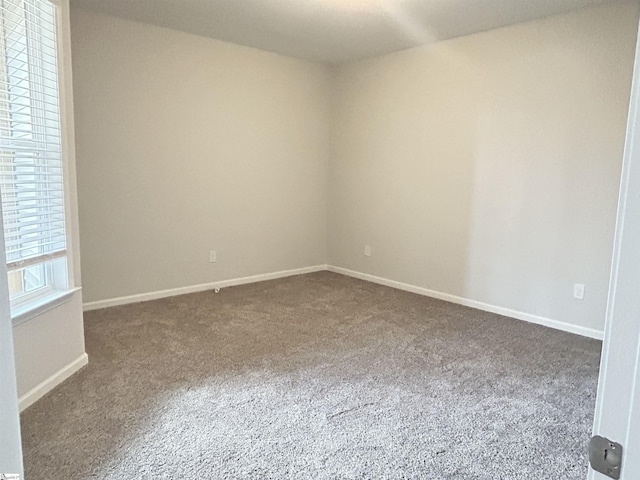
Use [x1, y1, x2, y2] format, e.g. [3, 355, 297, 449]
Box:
[0, 88, 60, 108]
[5, 227, 65, 239]
[5, 231, 66, 246]
[7, 249, 65, 271]
[0, 145, 61, 153]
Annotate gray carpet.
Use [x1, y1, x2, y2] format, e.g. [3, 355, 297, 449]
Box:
[20, 271, 601, 479]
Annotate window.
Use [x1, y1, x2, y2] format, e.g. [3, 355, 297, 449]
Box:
[0, 0, 68, 315]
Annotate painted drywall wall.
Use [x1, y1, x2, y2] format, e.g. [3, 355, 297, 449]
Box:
[70, 9, 332, 303]
[329, 3, 638, 333]
[13, 292, 87, 409]
[11, 0, 87, 406]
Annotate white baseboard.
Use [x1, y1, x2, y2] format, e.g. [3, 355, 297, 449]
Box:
[19, 353, 89, 412]
[82, 263, 604, 340]
[83, 265, 328, 311]
[327, 265, 604, 340]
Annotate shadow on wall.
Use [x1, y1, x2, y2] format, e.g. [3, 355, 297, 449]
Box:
[463, 21, 626, 329]
[328, 4, 635, 333]
[329, 38, 479, 298]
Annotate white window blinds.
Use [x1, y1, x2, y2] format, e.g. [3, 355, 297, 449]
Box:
[0, 0, 66, 272]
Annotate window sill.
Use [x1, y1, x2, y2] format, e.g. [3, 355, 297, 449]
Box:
[11, 287, 81, 327]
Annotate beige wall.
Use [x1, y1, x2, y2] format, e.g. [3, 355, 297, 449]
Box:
[70, 9, 332, 303]
[329, 4, 638, 334]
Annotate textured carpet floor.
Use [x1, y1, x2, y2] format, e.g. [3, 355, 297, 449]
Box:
[20, 272, 601, 479]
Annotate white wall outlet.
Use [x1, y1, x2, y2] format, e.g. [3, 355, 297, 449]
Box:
[209, 250, 217, 263]
[364, 245, 372, 257]
[573, 283, 585, 300]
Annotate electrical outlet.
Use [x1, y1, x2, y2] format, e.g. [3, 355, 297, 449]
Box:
[364, 245, 372, 257]
[574, 283, 585, 300]
[209, 250, 217, 263]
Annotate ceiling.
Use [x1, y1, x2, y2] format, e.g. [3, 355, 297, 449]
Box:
[69, 0, 630, 64]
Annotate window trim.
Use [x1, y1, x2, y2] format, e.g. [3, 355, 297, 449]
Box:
[52, 0, 80, 293]
[11, 285, 79, 326]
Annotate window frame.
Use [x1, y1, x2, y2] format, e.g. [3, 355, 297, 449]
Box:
[8, 262, 55, 306]
[0, 0, 79, 324]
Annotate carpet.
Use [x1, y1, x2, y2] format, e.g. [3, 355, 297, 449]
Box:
[20, 271, 601, 479]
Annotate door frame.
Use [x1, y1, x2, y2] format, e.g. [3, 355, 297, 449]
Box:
[588, 14, 640, 480]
